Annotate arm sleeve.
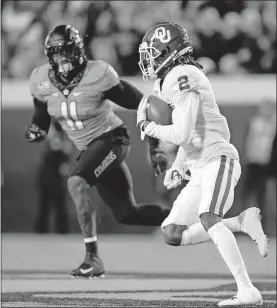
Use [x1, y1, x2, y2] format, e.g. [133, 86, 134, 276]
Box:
[29, 68, 47, 103]
[32, 97, 51, 133]
[105, 79, 162, 151]
[104, 79, 144, 110]
[144, 91, 200, 145]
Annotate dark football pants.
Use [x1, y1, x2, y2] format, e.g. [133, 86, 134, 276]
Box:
[69, 126, 135, 218]
[69, 125, 169, 225]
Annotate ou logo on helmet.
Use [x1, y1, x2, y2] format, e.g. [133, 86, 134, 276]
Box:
[154, 27, 171, 43]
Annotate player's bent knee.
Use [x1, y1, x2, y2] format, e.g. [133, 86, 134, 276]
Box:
[67, 175, 89, 195]
[200, 212, 222, 231]
[163, 224, 188, 246]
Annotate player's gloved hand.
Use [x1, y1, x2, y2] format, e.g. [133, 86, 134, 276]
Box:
[164, 164, 191, 190]
[137, 97, 151, 140]
[150, 150, 168, 176]
[25, 124, 47, 142]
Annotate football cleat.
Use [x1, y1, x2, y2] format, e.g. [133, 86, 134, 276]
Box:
[218, 287, 263, 306]
[70, 253, 105, 278]
[239, 207, 269, 257]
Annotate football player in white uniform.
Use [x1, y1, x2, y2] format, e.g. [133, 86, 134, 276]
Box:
[137, 22, 268, 306]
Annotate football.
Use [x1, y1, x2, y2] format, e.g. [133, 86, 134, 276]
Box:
[146, 95, 172, 125]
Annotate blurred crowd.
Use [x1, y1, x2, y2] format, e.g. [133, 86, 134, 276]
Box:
[242, 99, 276, 230]
[2, 0, 276, 78]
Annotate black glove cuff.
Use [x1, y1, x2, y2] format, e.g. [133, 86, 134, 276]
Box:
[138, 120, 151, 131]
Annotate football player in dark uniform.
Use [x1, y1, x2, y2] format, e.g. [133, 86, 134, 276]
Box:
[25, 25, 168, 278]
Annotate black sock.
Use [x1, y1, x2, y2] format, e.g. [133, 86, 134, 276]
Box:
[85, 241, 98, 255]
[121, 204, 170, 226]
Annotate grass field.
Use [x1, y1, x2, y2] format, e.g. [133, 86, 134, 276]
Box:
[1, 233, 276, 307]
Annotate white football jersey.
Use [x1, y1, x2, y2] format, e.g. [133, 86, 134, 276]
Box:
[152, 64, 239, 166]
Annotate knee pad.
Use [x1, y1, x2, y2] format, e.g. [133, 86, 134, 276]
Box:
[200, 212, 221, 231]
[163, 224, 187, 246]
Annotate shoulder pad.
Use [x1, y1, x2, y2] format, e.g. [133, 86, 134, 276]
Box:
[83, 60, 119, 91]
[163, 64, 201, 94]
[29, 64, 51, 102]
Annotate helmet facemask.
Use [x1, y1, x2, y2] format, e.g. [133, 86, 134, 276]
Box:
[138, 42, 162, 80]
[140, 40, 188, 80]
[44, 25, 86, 81]
[45, 41, 84, 78]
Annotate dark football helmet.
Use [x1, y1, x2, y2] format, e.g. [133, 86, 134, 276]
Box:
[44, 25, 86, 79]
[138, 22, 193, 80]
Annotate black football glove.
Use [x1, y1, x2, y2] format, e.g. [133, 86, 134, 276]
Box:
[150, 150, 168, 176]
[25, 124, 47, 142]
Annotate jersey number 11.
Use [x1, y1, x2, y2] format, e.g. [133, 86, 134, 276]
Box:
[61, 101, 84, 130]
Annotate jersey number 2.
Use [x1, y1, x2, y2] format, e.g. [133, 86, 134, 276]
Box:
[178, 75, 190, 91]
[61, 101, 84, 130]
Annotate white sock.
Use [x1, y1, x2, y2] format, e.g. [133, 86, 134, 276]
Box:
[208, 222, 253, 290]
[84, 236, 97, 243]
[181, 216, 241, 246]
[181, 223, 210, 245]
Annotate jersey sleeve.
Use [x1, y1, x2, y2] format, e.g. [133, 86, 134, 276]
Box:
[29, 68, 47, 103]
[29, 66, 51, 131]
[100, 61, 120, 92]
[144, 91, 200, 145]
[163, 65, 201, 109]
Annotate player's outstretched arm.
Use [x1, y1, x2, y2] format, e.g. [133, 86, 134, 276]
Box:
[104, 79, 168, 174]
[25, 97, 51, 142]
[104, 79, 143, 110]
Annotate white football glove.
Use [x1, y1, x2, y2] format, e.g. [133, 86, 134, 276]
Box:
[137, 97, 152, 140]
[164, 165, 191, 190]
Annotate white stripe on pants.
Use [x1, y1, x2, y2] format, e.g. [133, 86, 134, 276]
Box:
[161, 156, 241, 230]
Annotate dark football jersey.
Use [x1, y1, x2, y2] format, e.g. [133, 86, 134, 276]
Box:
[29, 60, 123, 150]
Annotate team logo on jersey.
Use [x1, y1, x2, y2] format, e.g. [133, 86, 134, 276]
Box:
[37, 81, 50, 90]
[63, 89, 69, 96]
[73, 92, 83, 96]
[152, 27, 171, 43]
[94, 151, 117, 178]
